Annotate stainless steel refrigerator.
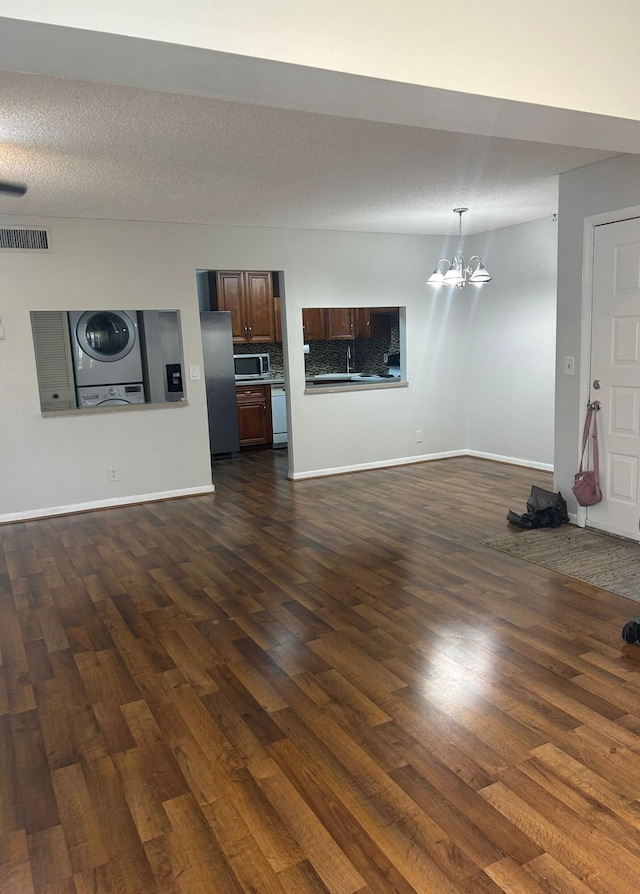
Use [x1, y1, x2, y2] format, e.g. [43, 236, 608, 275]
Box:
[200, 311, 239, 456]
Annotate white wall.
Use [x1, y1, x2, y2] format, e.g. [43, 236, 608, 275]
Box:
[466, 218, 557, 469]
[0, 218, 216, 520]
[1, 213, 556, 520]
[1, 216, 471, 519]
[5, 1, 640, 120]
[283, 231, 469, 477]
[556, 154, 640, 510]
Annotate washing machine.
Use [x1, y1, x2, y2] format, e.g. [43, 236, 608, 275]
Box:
[69, 310, 144, 389]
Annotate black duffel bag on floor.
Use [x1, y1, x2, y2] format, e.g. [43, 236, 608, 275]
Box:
[507, 485, 569, 529]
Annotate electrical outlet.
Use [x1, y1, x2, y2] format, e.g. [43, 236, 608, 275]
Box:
[108, 466, 119, 482]
[416, 430, 423, 443]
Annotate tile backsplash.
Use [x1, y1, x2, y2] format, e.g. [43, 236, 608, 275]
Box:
[235, 341, 285, 377]
[304, 338, 388, 376]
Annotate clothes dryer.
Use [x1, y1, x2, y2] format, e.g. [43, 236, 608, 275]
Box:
[69, 310, 143, 387]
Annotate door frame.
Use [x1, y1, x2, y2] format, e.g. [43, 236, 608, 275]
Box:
[578, 203, 640, 529]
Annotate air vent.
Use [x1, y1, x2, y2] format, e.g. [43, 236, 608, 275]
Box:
[0, 227, 50, 251]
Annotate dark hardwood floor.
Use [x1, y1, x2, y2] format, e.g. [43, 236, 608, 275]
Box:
[3, 452, 640, 893]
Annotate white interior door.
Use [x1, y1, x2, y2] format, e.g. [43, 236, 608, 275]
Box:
[589, 217, 640, 540]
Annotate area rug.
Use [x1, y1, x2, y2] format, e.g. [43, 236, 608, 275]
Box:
[482, 525, 640, 602]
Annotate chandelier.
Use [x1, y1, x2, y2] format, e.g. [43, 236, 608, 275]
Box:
[427, 207, 492, 288]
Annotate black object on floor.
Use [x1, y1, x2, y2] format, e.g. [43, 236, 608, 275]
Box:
[507, 485, 569, 529]
[622, 618, 640, 644]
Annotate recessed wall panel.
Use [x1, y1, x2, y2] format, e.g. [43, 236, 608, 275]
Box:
[615, 242, 640, 291]
[608, 453, 638, 503]
[611, 316, 640, 364]
[610, 387, 640, 436]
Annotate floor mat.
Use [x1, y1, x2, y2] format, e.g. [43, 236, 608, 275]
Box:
[482, 524, 640, 602]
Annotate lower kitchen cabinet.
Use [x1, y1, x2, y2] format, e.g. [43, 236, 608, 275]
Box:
[236, 384, 273, 447]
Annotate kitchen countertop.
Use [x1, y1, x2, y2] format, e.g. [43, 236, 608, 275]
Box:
[305, 373, 405, 393]
[304, 378, 406, 393]
[235, 377, 285, 386]
[235, 375, 406, 391]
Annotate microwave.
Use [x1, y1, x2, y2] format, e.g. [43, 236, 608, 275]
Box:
[233, 352, 270, 380]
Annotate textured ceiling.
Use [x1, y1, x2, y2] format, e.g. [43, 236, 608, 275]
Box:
[0, 69, 617, 235]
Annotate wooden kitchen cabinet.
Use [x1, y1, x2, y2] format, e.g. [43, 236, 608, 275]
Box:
[301, 306, 398, 342]
[326, 308, 354, 340]
[354, 307, 399, 339]
[236, 384, 273, 448]
[274, 296, 282, 343]
[369, 307, 399, 339]
[213, 270, 276, 344]
[302, 307, 326, 341]
[355, 308, 372, 339]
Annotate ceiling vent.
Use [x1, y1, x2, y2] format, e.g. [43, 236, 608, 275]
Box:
[0, 227, 50, 251]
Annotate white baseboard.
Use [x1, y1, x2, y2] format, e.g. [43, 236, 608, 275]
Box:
[466, 450, 554, 472]
[4, 451, 553, 521]
[290, 449, 553, 481]
[0, 484, 216, 524]
[289, 450, 467, 480]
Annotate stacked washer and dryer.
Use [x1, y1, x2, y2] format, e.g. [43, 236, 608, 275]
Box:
[68, 310, 147, 408]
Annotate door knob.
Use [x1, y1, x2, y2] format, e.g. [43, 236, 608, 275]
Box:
[593, 379, 601, 390]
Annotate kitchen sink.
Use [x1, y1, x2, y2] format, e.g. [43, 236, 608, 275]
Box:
[310, 373, 362, 381]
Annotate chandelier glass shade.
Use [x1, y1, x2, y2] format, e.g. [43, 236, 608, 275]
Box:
[427, 208, 492, 289]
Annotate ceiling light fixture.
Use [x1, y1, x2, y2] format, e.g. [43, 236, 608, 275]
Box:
[427, 207, 492, 289]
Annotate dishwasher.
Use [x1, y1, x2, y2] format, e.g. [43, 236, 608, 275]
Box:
[271, 386, 287, 447]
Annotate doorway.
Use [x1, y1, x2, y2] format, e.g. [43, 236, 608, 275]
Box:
[195, 268, 291, 467]
[587, 215, 640, 540]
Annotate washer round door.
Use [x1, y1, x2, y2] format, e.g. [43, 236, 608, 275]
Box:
[75, 311, 137, 362]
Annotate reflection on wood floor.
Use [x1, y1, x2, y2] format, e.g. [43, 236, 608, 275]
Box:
[2, 452, 640, 893]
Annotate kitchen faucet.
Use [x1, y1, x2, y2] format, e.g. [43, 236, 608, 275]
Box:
[346, 344, 352, 373]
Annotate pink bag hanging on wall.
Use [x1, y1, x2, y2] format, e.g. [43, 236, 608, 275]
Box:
[573, 402, 603, 507]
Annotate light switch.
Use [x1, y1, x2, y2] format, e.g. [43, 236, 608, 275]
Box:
[563, 356, 575, 376]
[189, 364, 201, 381]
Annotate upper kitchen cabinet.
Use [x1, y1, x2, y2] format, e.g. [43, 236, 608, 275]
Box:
[274, 295, 282, 343]
[302, 307, 327, 342]
[326, 307, 354, 340]
[303, 306, 400, 341]
[355, 308, 372, 339]
[369, 307, 399, 340]
[211, 270, 276, 344]
[355, 307, 400, 340]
